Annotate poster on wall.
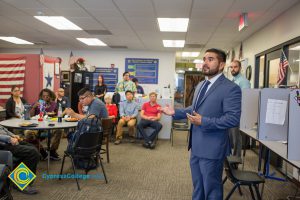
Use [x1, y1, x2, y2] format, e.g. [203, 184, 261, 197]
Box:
[93, 68, 118, 92]
[125, 58, 159, 84]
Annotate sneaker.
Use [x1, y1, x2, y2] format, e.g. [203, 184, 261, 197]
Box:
[142, 142, 150, 149]
[129, 136, 136, 143]
[40, 148, 48, 161]
[50, 150, 61, 161]
[149, 141, 156, 149]
[14, 185, 38, 195]
[114, 139, 121, 145]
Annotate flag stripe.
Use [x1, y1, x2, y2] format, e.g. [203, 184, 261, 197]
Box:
[0, 60, 26, 64]
[0, 67, 25, 71]
[0, 73, 25, 78]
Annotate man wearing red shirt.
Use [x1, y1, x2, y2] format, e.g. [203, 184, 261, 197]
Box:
[137, 92, 162, 149]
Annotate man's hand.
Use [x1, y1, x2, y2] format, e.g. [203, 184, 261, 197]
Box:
[10, 138, 19, 146]
[65, 108, 76, 117]
[125, 116, 131, 121]
[160, 104, 175, 116]
[187, 111, 202, 126]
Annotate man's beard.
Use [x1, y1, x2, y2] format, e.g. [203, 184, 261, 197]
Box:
[202, 65, 219, 76]
[231, 71, 239, 76]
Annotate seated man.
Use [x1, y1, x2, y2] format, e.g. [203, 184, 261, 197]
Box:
[64, 87, 108, 120]
[55, 88, 70, 112]
[137, 92, 162, 149]
[114, 91, 138, 145]
[0, 125, 40, 195]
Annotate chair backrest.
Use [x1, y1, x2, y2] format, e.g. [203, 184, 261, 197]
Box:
[224, 156, 238, 183]
[0, 151, 13, 169]
[74, 131, 103, 157]
[101, 118, 113, 136]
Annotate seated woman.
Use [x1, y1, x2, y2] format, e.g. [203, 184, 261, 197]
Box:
[28, 88, 62, 161]
[104, 94, 118, 123]
[5, 85, 27, 119]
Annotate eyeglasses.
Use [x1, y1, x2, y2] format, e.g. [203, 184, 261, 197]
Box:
[13, 89, 20, 92]
[79, 95, 88, 101]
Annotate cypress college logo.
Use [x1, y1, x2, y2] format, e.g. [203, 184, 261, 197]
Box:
[8, 162, 36, 190]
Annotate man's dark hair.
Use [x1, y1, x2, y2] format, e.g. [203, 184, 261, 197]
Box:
[77, 87, 92, 97]
[232, 60, 242, 68]
[131, 78, 138, 83]
[125, 90, 133, 95]
[123, 71, 130, 77]
[205, 48, 227, 63]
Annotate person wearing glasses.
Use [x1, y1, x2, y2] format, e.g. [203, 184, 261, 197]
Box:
[5, 85, 27, 119]
[64, 87, 108, 120]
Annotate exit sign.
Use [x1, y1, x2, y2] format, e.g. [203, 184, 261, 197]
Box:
[239, 13, 248, 31]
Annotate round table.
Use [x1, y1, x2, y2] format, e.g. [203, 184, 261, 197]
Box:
[0, 118, 78, 172]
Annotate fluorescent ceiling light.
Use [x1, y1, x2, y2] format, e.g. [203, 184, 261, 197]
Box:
[34, 16, 82, 30]
[163, 40, 185, 48]
[193, 59, 203, 63]
[290, 45, 300, 51]
[176, 70, 185, 73]
[0, 37, 33, 44]
[157, 18, 189, 32]
[182, 52, 200, 57]
[295, 59, 300, 62]
[77, 38, 107, 46]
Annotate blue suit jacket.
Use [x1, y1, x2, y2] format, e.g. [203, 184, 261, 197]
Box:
[174, 74, 241, 160]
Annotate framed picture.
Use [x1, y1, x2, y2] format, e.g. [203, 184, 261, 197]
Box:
[74, 73, 82, 83]
[61, 71, 70, 82]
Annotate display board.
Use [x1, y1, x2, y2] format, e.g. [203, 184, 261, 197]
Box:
[93, 68, 118, 92]
[258, 88, 290, 141]
[240, 89, 260, 132]
[125, 58, 159, 84]
[288, 89, 300, 160]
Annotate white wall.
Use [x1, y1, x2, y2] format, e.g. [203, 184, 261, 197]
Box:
[233, 2, 300, 86]
[0, 48, 176, 97]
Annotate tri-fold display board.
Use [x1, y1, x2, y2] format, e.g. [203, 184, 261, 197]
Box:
[288, 89, 300, 160]
[258, 88, 290, 141]
[242, 88, 300, 160]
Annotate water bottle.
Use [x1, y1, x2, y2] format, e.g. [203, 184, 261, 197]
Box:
[57, 103, 63, 123]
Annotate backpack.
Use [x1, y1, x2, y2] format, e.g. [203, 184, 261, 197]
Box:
[67, 115, 102, 170]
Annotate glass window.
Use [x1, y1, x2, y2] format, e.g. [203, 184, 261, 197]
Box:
[288, 42, 300, 87]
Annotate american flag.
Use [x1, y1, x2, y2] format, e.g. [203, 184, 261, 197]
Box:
[40, 48, 44, 67]
[69, 51, 76, 66]
[0, 57, 26, 104]
[277, 50, 289, 85]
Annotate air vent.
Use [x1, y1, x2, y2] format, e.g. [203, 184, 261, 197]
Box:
[33, 41, 48, 45]
[84, 30, 112, 35]
[184, 44, 204, 48]
[109, 45, 128, 49]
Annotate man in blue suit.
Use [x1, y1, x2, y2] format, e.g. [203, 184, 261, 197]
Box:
[161, 48, 241, 199]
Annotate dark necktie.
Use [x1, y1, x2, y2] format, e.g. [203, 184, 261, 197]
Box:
[194, 80, 210, 110]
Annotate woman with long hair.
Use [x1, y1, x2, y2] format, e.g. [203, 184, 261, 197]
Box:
[94, 74, 107, 102]
[5, 85, 27, 119]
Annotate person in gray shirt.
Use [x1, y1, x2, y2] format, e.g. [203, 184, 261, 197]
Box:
[65, 88, 108, 119]
[114, 91, 138, 145]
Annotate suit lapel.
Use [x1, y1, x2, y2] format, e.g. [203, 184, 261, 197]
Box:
[192, 81, 204, 108]
[196, 74, 225, 110]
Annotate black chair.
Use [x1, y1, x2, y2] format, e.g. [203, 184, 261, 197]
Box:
[224, 156, 265, 200]
[59, 131, 108, 190]
[170, 119, 189, 146]
[101, 118, 113, 163]
[0, 151, 13, 200]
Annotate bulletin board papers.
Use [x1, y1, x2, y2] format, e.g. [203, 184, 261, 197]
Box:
[94, 68, 118, 92]
[125, 58, 159, 84]
[265, 99, 287, 125]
